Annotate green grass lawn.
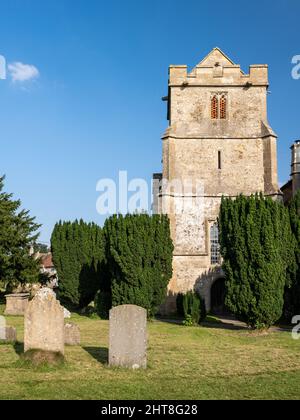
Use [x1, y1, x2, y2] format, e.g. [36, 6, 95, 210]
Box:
[0, 304, 299, 400]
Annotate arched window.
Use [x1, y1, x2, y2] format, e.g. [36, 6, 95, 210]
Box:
[211, 93, 228, 120]
[210, 222, 221, 265]
[220, 94, 227, 119]
[211, 95, 219, 119]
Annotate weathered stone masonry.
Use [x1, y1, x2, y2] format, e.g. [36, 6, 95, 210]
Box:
[154, 48, 281, 313]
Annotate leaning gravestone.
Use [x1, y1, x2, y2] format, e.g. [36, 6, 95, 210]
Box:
[24, 288, 64, 356]
[109, 305, 147, 369]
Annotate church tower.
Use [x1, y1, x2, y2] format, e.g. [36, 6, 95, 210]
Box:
[154, 48, 281, 313]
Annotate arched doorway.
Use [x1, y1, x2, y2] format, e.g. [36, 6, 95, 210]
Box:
[211, 277, 227, 315]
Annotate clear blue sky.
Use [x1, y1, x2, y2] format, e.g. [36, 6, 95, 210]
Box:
[0, 0, 299, 243]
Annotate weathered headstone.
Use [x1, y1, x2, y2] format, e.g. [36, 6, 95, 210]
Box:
[0, 317, 17, 343]
[0, 316, 6, 341]
[64, 322, 80, 346]
[109, 305, 147, 369]
[4, 326, 17, 342]
[24, 288, 64, 355]
[4, 293, 30, 316]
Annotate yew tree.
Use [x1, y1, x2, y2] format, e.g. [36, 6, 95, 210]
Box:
[219, 194, 296, 329]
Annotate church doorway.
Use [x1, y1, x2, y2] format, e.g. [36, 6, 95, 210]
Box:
[211, 278, 228, 315]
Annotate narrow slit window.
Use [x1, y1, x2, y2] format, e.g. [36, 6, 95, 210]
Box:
[211, 95, 219, 119]
[218, 151, 222, 170]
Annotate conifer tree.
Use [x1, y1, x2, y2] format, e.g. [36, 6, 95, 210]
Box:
[51, 220, 105, 308]
[0, 176, 40, 289]
[284, 190, 300, 318]
[101, 214, 173, 317]
[219, 194, 295, 329]
[177, 291, 206, 325]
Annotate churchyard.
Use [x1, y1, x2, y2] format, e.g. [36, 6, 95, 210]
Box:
[0, 300, 299, 400]
[0, 178, 299, 401]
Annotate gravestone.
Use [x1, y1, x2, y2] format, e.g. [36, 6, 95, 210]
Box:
[0, 316, 6, 341]
[24, 288, 64, 355]
[0, 317, 17, 343]
[64, 322, 80, 346]
[4, 293, 30, 316]
[4, 326, 17, 342]
[109, 305, 147, 369]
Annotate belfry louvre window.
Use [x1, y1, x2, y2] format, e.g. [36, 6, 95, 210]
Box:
[211, 93, 228, 120]
[211, 95, 219, 119]
[210, 222, 221, 265]
[220, 94, 227, 119]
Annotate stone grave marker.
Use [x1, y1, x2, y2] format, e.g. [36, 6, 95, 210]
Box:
[4, 293, 30, 316]
[109, 305, 147, 369]
[24, 288, 64, 355]
[0, 317, 17, 343]
[64, 322, 80, 346]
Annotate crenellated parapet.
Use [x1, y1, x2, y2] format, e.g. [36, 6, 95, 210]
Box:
[169, 48, 268, 87]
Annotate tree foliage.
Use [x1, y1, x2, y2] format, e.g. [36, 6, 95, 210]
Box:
[0, 176, 40, 289]
[51, 220, 105, 308]
[219, 194, 296, 329]
[33, 243, 49, 254]
[100, 214, 174, 318]
[176, 291, 206, 325]
[284, 190, 300, 318]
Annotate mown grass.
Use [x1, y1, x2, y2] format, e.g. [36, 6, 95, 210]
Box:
[0, 304, 299, 400]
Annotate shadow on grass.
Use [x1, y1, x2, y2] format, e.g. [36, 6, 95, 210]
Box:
[14, 342, 109, 365]
[83, 347, 108, 365]
[13, 342, 24, 355]
[154, 316, 183, 326]
[201, 315, 249, 331]
[0, 293, 5, 305]
[156, 314, 249, 331]
[201, 320, 248, 331]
